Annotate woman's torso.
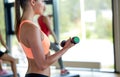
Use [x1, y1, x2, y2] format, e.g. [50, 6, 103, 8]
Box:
[27, 55, 50, 76]
[18, 20, 50, 76]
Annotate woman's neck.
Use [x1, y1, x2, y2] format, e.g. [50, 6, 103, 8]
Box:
[22, 8, 35, 21]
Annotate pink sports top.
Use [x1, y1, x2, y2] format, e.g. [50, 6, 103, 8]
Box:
[18, 20, 50, 59]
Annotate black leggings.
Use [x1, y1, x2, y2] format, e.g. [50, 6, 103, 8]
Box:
[0, 50, 5, 57]
[25, 73, 48, 77]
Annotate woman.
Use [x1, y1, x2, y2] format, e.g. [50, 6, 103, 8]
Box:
[15, 0, 75, 77]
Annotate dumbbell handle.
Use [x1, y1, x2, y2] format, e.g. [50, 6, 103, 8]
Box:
[60, 36, 80, 47]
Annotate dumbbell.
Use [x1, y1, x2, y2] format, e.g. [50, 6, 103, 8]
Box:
[60, 36, 80, 47]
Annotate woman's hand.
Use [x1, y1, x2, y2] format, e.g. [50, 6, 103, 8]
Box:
[62, 37, 75, 49]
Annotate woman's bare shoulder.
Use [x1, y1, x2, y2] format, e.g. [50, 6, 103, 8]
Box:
[22, 22, 39, 32]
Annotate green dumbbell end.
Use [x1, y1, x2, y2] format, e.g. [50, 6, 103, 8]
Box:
[72, 36, 80, 44]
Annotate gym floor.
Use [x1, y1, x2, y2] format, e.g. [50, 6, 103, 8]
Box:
[2, 65, 120, 77]
[50, 68, 120, 77]
[17, 66, 120, 77]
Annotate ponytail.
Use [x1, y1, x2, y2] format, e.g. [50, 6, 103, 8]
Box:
[14, 0, 21, 37]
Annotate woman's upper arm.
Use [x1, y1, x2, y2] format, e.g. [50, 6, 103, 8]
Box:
[26, 25, 46, 66]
